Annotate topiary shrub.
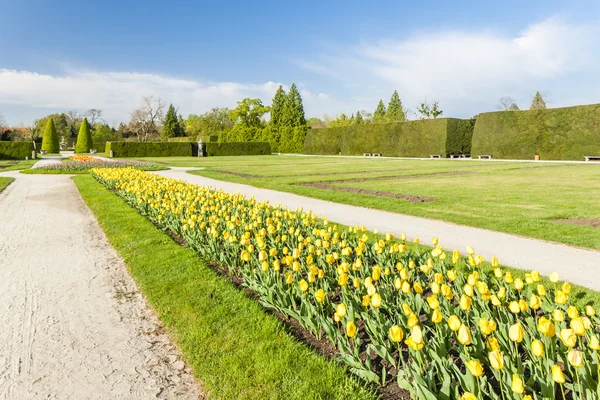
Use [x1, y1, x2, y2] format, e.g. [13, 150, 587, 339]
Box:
[75, 118, 94, 153]
[41, 118, 59, 153]
[106, 142, 193, 157]
[0, 141, 34, 160]
[205, 142, 271, 156]
[445, 118, 476, 156]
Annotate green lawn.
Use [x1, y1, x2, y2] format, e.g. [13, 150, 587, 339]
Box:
[0, 177, 14, 193]
[128, 155, 600, 249]
[73, 175, 377, 400]
[0, 159, 37, 171]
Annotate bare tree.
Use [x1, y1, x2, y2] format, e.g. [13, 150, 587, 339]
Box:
[0, 112, 6, 133]
[86, 109, 103, 126]
[129, 96, 165, 142]
[498, 96, 519, 111]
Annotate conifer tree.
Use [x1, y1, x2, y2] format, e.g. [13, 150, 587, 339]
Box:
[285, 83, 306, 127]
[75, 118, 93, 153]
[374, 99, 386, 120]
[41, 118, 59, 153]
[387, 90, 406, 122]
[162, 104, 179, 139]
[355, 111, 363, 124]
[530, 91, 547, 110]
[270, 85, 287, 127]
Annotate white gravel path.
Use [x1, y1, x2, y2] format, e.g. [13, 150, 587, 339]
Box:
[0, 171, 202, 399]
[30, 157, 63, 169]
[156, 167, 600, 291]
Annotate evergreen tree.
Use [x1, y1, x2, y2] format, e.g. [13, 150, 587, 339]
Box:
[162, 104, 179, 139]
[355, 111, 363, 125]
[386, 90, 406, 121]
[41, 118, 59, 153]
[530, 91, 547, 110]
[286, 83, 306, 127]
[177, 114, 186, 137]
[374, 99, 386, 120]
[75, 118, 93, 153]
[270, 85, 287, 127]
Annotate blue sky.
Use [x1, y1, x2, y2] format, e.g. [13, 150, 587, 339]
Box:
[1, 0, 600, 125]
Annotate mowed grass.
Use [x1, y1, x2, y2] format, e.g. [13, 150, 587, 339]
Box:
[73, 175, 378, 400]
[127, 155, 600, 249]
[0, 159, 37, 171]
[0, 177, 14, 193]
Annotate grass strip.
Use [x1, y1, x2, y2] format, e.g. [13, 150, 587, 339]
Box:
[73, 175, 378, 400]
[0, 177, 14, 193]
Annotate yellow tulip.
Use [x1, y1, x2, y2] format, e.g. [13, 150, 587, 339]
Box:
[432, 237, 438, 245]
[555, 290, 567, 305]
[394, 277, 402, 290]
[372, 266, 381, 281]
[586, 305, 596, 317]
[589, 335, 600, 350]
[457, 324, 472, 345]
[568, 349, 583, 368]
[346, 321, 357, 338]
[537, 284, 546, 296]
[389, 325, 404, 343]
[570, 318, 585, 336]
[562, 282, 572, 294]
[427, 295, 440, 310]
[489, 350, 504, 370]
[550, 272, 560, 283]
[504, 272, 513, 284]
[336, 303, 347, 318]
[338, 273, 349, 287]
[362, 295, 370, 307]
[494, 267, 503, 278]
[371, 293, 382, 308]
[532, 271, 540, 281]
[511, 374, 524, 394]
[431, 309, 443, 324]
[491, 295, 501, 306]
[531, 339, 544, 357]
[559, 328, 577, 347]
[552, 365, 565, 384]
[459, 295, 472, 311]
[514, 278, 524, 290]
[314, 288, 326, 303]
[411, 325, 423, 344]
[567, 306, 579, 319]
[529, 294, 542, 310]
[404, 337, 423, 351]
[401, 303, 412, 316]
[447, 269, 457, 281]
[538, 316, 556, 338]
[509, 301, 520, 314]
[353, 278, 361, 288]
[465, 360, 483, 377]
[401, 281, 411, 294]
[407, 313, 419, 328]
[519, 299, 529, 313]
[448, 315, 461, 331]
[492, 256, 499, 267]
[299, 279, 309, 292]
[460, 393, 477, 400]
[487, 337, 500, 352]
[466, 245, 475, 255]
[478, 318, 496, 335]
[509, 323, 524, 343]
[413, 282, 423, 294]
[452, 250, 460, 264]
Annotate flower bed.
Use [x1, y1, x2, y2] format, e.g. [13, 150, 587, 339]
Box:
[92, 167, 600, 400]
[32, 158, 164, 173]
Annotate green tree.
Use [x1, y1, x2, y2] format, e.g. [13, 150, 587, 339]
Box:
[283, 83, 306, 127]
[177, 114, 187, 136]
[41, 118, 59, 153]
[355, 110, 363, 125]
[270, 85, 287, 127]
[417, 101, 443, 119]
[374, 99, 386, 120]
[530, 91, 547, 110]
[229, 98, 269, 128]
[386, 90, 406, 122]
[186, 108, 232, 139]
[162, 104, 179, 139]
[75, 118, 93, 153]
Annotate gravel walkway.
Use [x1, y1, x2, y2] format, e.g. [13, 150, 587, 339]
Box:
[157, 167, 600, 291]
[0, 171, 202, 399]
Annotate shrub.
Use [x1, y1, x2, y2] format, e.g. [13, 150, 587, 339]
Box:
[0, 141, 34, 160]
[205, 142, 271, 156]
[446, 118, 476, 156]
[75, 118, 93, 153]
[41, 118, 59, 153]
[471, 104, 600, 160]
[106, 141, 193, 157]
[304, 119, 473, 157]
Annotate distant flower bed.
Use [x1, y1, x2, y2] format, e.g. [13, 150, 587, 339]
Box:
[69, 155, 99, 162]
[35, 158, 164, 172]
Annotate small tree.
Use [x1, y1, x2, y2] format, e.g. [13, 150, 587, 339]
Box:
[417, 101, 443, 119]
[75, 118, 93, 153]
[41, 118, 59, 153]
[162, 104, 179, 139]
[270, 85, 287, 127]
[355, 110, 363, 125]
[374, 99, 386, 120]
[530, 91, 547, 110]
[387, 90, 406, 122]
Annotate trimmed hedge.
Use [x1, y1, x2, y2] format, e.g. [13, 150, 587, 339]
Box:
[167, 135, 219, 143]
[106, 142, 193, 157]
[304, 118, 474, 157]
[472, 104, 600, 160]
[205, 142, 271, 156]
[0, 141, 34, 160]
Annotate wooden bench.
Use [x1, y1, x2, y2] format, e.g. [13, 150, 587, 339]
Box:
[363, 153, 382, 157]
[429, 154, 441, 159]
[478, 154, 493, 159]
[584, 156, 600, 162]
[363, 153, 371, 157]
[459, 154, 471, 159]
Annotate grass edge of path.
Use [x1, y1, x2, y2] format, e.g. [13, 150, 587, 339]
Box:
[0, 177, 14, 193]
[72, 174, 379, 400]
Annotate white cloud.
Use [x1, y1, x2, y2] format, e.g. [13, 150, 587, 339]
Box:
[298, 17, 600, 117]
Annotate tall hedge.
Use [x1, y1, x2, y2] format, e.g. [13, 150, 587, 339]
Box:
[304, 118, 473, 157]
[167, 135, 218, 143]
[471, 104, 600, 160]
[41, 118, 59, 153]
[205, 142, 271, 156]
[0, 141, 34, 160]
[106, 142, 193, 157]
[75, 118, 93, 153]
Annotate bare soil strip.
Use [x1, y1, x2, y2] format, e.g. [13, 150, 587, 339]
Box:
[0, 172, 202, 399]
[553, 218, 600, 229]
[297, 181, 435, 203]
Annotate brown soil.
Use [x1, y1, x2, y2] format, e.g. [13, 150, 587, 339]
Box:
[210, 168, 406, 179]
[553, 218, 600, 228]
[314, 170, 473, 184]
[299, 181, 435, 203]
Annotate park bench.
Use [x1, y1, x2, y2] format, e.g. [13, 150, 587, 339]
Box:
[363, 153, 382, 157]
[584, 156, 600, 162]
[459, 154, 471, 159]
[429, 154, 441, 159]
[363, 153, 371, 157]
[478, 154, 493, 159]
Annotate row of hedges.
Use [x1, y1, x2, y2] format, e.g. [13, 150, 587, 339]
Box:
[304, 118, 472, 157]
[167, 135, 218, 143]
[471, 104, 600, 160]
[106, 141, 271, 157]
[205, 142, 271, 156]
[0, 141, 34, 160]
[106, 142, 193, 157]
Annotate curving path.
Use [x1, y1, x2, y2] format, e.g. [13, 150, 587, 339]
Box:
[156, 167, 600, 291]
[0, 171, 202, 399]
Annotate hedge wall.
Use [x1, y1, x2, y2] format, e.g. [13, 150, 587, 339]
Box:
[471, 104, 600, 160]
[0, 141, 34, 160]
[167, 135, 218, 143]
[205, 142, 271, 156]
[106, 142, 193, 157]
[304, 118, 474, 157]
